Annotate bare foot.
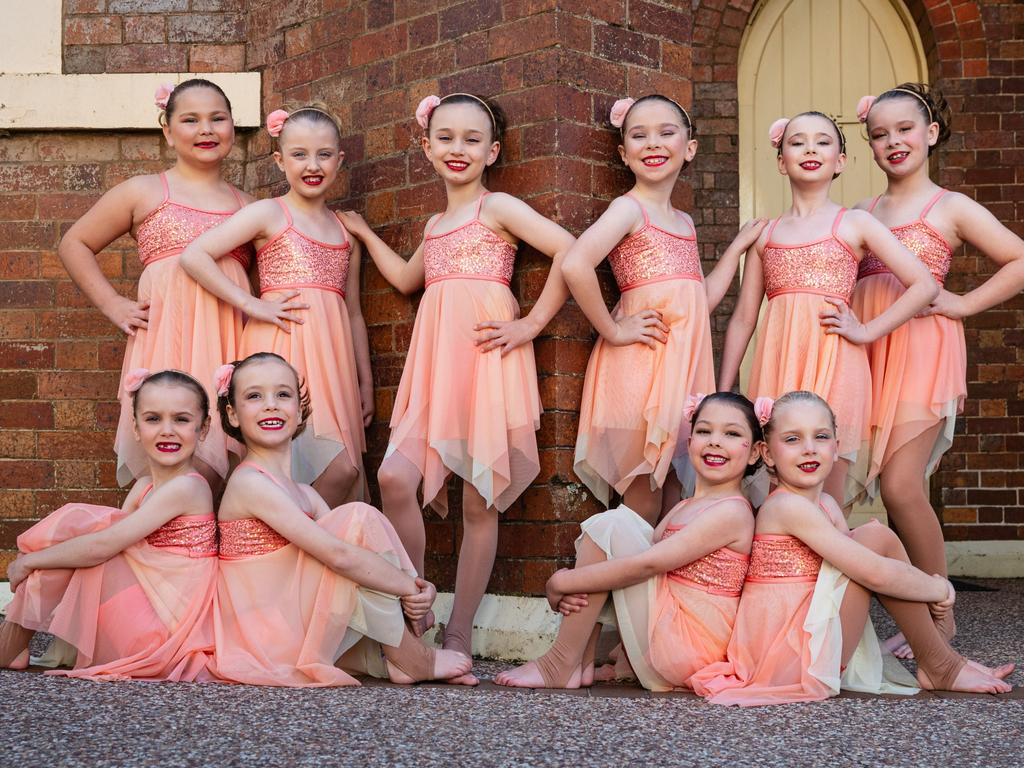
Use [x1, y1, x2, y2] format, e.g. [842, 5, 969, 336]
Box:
[411, 609, 435, 639]
[592, 663, 618, 682]
[581, 661, 595, 687]
[918, 661, 1012, 694]
[881, 632, 914, 659]
[386, 648, 472, 685]
[966, 660, 1015, 680]
[494, 660, 582, 689]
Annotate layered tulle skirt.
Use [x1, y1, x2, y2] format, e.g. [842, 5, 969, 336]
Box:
[4, 503, 217, 681]
[209, 503, 415, 687]
[575, 279, 715, 505]
[241, 287, 366, 494]
[852, 274, 966, 498]
[115, 255, 248, 484]
[386, 278, 541, 514]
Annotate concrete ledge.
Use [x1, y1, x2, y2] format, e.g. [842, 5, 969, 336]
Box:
[946, 540, 1024, 578]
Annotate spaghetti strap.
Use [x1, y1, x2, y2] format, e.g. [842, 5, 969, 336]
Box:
[623, 192, 651, 226]
[919, 189, 947, 220]
[158, 172, 171, 202]
[237, 461, 289, 492]
[138, 482, 156, 505]
[831, 207, 847, 237]
[333, 211, 350, 246]
[764, 215, 783, 243]
[274, 197, 293, 227]
[866, 195, 882, 213]
[473, 192, 490, 220]
[229, 185, 246, 209]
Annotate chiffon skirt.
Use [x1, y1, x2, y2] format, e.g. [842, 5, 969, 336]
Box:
[748, 293, 872, 505]
[578, 506, 740, 692]
[241, 287, 366, 494]
[387, 278, 541, 515]
[852, 274, 966, 498]
[575, 279, 715, 505]
[4, 503, 217, 681]
[115, 255, 248, 485]
[209, 503, 416, 687]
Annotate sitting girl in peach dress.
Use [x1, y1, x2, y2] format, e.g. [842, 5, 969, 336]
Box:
[690, 391, 1014, 706]
[1, 370, 218, 681]
[207, 352, 471, 687]
[495, 392, 762, 691]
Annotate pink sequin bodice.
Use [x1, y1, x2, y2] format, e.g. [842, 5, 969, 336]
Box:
[218, 518, 289, 558]
[745, 535, 822, 583]
[423, 220, 516, 287]
[257, 229, 350, 297]
[858, 222, 951, 285]
[762, 239, 858, 301]
[660, 526, 748, 596]
[608, 227, 702, 291]
[146, 514, 217, 557]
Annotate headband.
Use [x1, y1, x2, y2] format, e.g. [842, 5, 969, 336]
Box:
[154, 82, 175, 111]
[609, 96, 693, 132]
[415, 93, 498, 133]
[266, 107, 338, 138]
[768, 114, 845, 151]
[857, 88, 934, 124]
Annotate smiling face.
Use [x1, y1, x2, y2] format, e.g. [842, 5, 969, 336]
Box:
[777, 113, 846, 181]
[688, 399, 762, 485]
[866, 96, 939, 179]
[133, 381, 208, 470]
[226, 357, 304, 449]
[619, 100, 697, 182]
[422, 101, 500, 184]
[761, 399, 838, 491]
[162, 86, 235, 165]
[274, 118, 343, 199]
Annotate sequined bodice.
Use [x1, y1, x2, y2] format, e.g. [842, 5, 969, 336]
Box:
[218, 518, 290, 558]
[858, 222, 951, 284]
[146, 514, 217, 557]
[423, 220, 516, 287]
[745, 535, 822, 582]
[257, 229, 351, 297]
[762, 238, 858, 301]
[608, 227, 702, 291]
[660, 526, 748, 596]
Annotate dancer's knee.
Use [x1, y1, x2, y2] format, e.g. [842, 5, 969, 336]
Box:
[852, 520, 902, 555]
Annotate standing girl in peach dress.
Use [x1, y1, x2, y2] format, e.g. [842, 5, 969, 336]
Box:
[690, 391, 1014, 706]
[1, 370, 217, 681]
[719, 112, 938, 507]
[563, 95, 766, 522]
[851, 84, 1024, 656]
[182, 105, 371, 507]
[58, 80, 255, 492]
[339, 93, 574, 684]
[208, 352, 470, 687]
[494, 392, 762, 691]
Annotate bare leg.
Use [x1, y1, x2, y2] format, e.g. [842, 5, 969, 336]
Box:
[0, 621, 32, 669]
[383, 625, 472, 684]
[824, 457, 850, 511]
[495, 535, 610, 689]
[622, 477, 664, 527]
[377, 452, 427, 576]
[312, 452, 361, 508]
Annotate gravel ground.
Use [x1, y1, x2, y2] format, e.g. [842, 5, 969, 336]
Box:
[4, 580, 1022, 767]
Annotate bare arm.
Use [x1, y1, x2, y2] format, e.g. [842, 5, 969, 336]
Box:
[718, 241, 765, 390]
[336, 211, 426, 295]
[344, 236, 375, 426]
[704, 218, 769, 312]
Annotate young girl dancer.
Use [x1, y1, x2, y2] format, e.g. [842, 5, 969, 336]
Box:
[339, 93, 575, 682]
[208, 352, 470, 686]
[1, 370, 217, 680]
[58, 80, 255, 491]
[690, 391, 1014, 706]
[852, 84, 1024, 656]
[719, 112, 938, 506]
[563, 95, 766, 522]
[494, 392, 762, 691]
[181, 105, 371, 507]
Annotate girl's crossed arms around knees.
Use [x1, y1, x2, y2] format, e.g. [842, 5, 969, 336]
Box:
[562, 94, 767, 523]
[339, 93, 575, 684]
[181, 105, 372, 508]
[2, 370, 218, 681]
[208, 353, 470, 687]
[718, 111, 938, 508]
[495, 392, 762, 691]
[59, 79, 255, 492]
[690, 392, 1012, 707]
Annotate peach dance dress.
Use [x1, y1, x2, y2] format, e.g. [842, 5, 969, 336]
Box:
[209, 463, 416, 687]
[851, 190, 965, 498]
[747, 209, 871, 504]
[4, 476, 218, 681]
[579, 498, 749, 691]
[115, 173, 253, 485]
[574, 195, 715, 505]
[386, 192, 541, 515]
[240, 199, 366, 494]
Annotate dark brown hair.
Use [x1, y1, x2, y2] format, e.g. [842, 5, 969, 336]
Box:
[872, 82, 951, 154]
[427, 94, 507, 152]
[160, 78, 233, 126]
[689, 392, 763, 477]
[217, 353, 312, 442]
[131, 369, 210, 422]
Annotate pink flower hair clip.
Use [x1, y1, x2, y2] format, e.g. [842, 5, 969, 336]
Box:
[683, 392, 708, 423]
[415, 95, 442, 129]
[856, 95, 877, 124]
[154, 82, 175, 111]
[266, 109, 290, 138]
[123, 368, 151, 395]
[754, 396, 775, 427]
[213, 364, 235, 398]
[768, 118, 790, 149]
[609, 98, 636, 129]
